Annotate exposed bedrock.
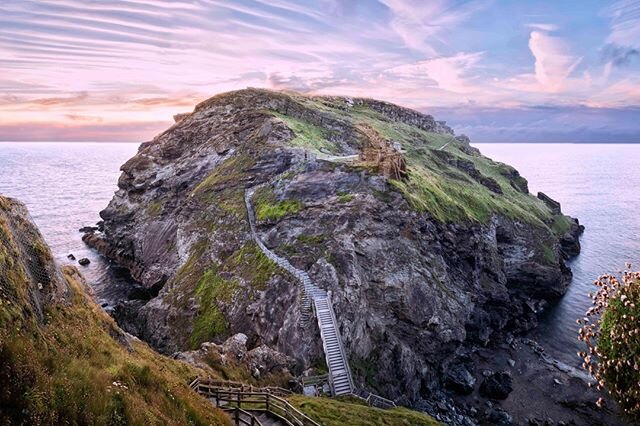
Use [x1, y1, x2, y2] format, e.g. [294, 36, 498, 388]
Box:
[84, 89, 583, 418]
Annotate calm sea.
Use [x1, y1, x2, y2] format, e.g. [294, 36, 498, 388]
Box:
[0, 142, 140, 305]
[0, 142, 638, 365]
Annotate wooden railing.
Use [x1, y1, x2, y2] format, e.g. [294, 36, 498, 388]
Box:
[190, 378, 321, 426]
[193, 378, 292, 398]
[224, 407, 264, 426]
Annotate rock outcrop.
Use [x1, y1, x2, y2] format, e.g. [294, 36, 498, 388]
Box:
[83, 88, 582, 411]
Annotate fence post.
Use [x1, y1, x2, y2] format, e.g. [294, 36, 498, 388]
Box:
[266, 393, 270, 413]
[237, 391, 241, 409]
[235, 408, 239, 424]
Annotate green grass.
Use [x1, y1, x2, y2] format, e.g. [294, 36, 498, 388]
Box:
[189, 267, 237, 348]
[269, 99, 561, 229]
[297, 234, 325, 245]
[0, 197, 232, 426]
[146, 200, 163, 217]
[267, 111, 342, 154]
[337, 192, 355, 203]
[253, 186, 302, 221]
[192, 154, 255, 215]
[288, 395, 441, 426]
[180, 241, 280, 349]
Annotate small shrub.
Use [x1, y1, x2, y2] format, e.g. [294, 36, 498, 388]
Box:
[337, 192, 355, 203]
[578, 267, 640, 417]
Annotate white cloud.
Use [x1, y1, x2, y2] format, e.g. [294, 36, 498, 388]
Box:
[528, 30, 582, 92]
[379, 0, 488, 55]
[386, 52, 483, 93]
[527, 23, 558, 32]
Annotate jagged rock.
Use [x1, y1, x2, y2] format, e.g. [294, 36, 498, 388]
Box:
[445, 364, 476, 395]
[455, 135, 481, 156]
[83, 88, 582, 406]
[488, 409, 513, 425]
[173, 333, 294, 380]
[537, 192, 561, 214]
[480, 371, 513, 400]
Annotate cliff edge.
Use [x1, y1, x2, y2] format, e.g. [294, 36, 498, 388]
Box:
[84, 88, 583, 412]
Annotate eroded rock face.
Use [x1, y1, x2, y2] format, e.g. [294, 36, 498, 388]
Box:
[84, 88, 582, 406]
[174, 333, 295, 382]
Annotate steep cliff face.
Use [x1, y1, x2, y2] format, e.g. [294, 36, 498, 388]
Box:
[84, 88, 582, 405]
[0, 196, 230, 425]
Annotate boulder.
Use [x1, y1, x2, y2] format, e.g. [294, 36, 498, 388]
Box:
[445, 364, 476, 395]
[480, 371, 513, 400]
[78, 258, 90, 266]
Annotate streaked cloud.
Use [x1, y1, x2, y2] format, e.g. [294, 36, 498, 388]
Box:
[0, 0, 638, 142]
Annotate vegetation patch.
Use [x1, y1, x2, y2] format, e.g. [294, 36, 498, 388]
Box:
[192, 154, 255, 216]
[578, 269, 640, 417]
[227, 243, 277, 291]
[267, 111, 342, 154]
[337, 192, 355, 203]
[297, 234, 325, 245]
[0, 226, 231, 426]
[287, 395, 440, 426]
[146, 200, 163, 217]
[253, 186, 302, 221]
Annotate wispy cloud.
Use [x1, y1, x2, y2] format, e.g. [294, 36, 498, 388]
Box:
[379, 0, 488, 55]
[528, 29, 582, 92]
[0, 0, 638, 141]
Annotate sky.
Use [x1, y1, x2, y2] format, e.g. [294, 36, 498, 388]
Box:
[1, 0, 639, 142]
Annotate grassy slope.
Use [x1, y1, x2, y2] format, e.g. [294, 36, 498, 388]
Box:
[266, 96, 570, 234]
[288, 395, 441, 426]
[0, 199, 231, 426]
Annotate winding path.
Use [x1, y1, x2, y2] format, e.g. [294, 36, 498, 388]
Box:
[244, 186, 355, 396]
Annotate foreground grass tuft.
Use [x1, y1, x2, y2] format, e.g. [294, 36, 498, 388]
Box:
[288, 395, 441, 426]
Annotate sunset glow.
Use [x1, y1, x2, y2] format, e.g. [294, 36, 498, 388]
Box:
[2, 0, 640, 142]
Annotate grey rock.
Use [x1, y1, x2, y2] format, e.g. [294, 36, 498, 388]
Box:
[479, 371, 513, 400]
[445, 364, 476, 395]
[84, 88, 582, 405]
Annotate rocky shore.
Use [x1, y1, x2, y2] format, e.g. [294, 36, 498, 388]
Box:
[79, 88, 625, 425]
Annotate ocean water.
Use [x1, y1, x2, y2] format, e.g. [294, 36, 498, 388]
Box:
[0, 141, 638, 366]
[477, 143, 640, 366]
[0, 142, 140, 305]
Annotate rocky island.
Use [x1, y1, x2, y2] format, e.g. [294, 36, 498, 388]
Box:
[76, 88, 633, 424]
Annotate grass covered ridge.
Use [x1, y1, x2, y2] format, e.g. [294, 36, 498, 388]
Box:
[266, 94, 566, 230]
[0, 201, 231, 425]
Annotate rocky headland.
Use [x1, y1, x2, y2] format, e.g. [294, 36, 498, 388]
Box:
[81, 88, 623, 425]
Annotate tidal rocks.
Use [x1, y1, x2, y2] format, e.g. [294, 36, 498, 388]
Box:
[479, 371, 513, 400]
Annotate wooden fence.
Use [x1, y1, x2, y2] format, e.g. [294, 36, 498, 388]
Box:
[190, 378, 321, 426]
